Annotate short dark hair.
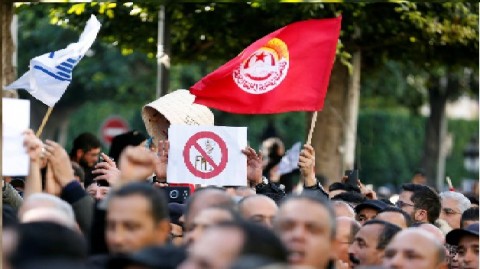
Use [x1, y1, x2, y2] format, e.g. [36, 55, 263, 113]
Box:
[280, 190, 337, 239]
[331, 191, 366, 207]
[461, 207, 479, 228]
[401, 183, 441, 224]
[110, 182, 169, 223]
[379, 206, 413, 227]
[69, 132, 102, 157]
[363, 219, 401, 250]
[328, 182, 360, 193]
[216, 221, 288, 263]
[9, 221, 87, 268]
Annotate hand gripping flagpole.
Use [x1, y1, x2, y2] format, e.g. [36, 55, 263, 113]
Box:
[36, 107, 54, 137]
[306, 111, 318, 145]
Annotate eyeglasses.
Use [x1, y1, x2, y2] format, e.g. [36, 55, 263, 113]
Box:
[442, 208, 461, 215]
[395, 200, 415, 208]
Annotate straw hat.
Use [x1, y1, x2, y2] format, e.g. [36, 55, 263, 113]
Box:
[142, 90, 214, 142]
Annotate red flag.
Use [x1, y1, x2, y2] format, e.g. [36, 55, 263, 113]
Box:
[190, 17, 342, 114]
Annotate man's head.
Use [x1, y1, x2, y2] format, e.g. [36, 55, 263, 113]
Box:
[398, 183, 441, 224]
[18, 193, 77, 231]
[180, 221, 288, 269]
[69, 132, 102, 168]
[86, 181, 110, 201]
[383, 228, 447, 269]
[106, 182, 170, 254]
[348, 219, 401, 268]
[274, 191, 336, 269]
[333, 200, 355, 218]
[461, 207, 479, 228]
[354, 200, 388, 225]
[376, 207, 413, 229]
[446, 223, 479, 269]
[183, 187, 235, 232]
[412, 222, 446, 244]
[335, 216, 361, 267]
[184, 206, 240, 247]
[439, 191, 471, 229]
[238, 195, 278, 229]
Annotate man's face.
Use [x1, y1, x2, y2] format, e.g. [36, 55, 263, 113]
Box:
[376, 211, 408, 229]
[184, 208, 234, 247]
[439, 197, 462, 229]
[349, 224, 384, 267]
[78, 147, 101, 168]
[274, 199, 335, 269]
[457, 235, 479, 269]
[240, 196, 278, 229]
[355, 207, 379, 225]
[383, 231, 443, 269]
[86, 183, 110, 201]
[335, 218, 354, 267]
[179, 227, 244, 269]
[106, 194, 168, 254]
[397, 191, 416, 219]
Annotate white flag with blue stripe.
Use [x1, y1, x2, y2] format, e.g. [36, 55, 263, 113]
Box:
[4, 15, 101, 107]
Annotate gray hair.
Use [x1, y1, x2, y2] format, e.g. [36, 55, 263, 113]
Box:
[439, 191, 471, 213]
[25, 193, 75, 221]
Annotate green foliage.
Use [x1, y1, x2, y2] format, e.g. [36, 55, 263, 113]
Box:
[357, 110, 478, 188]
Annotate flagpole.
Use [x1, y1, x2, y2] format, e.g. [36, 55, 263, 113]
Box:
[36, 107, 53, 137]
[306, 111, 318, 145]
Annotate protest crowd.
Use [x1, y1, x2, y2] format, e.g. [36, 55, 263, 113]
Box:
[2, 13, 479, 269]
[2, 89, 479, 269]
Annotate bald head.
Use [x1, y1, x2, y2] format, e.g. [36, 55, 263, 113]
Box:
[238, 195, 278, 228]
[416, 223, 445, 244]
[383, 228, 446, 269]
[184, 188, 235, 230]
[333, 200, 355, 218]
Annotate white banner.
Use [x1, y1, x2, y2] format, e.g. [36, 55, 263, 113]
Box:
[2, 98, 30, 176]
[4, 15, 101, 107]
[167, 125, 247, 186]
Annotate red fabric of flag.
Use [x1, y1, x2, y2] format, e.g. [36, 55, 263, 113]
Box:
[190, 17, 342, 114]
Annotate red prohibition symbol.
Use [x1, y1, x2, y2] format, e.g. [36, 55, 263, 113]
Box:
[183, 131, 228, 179]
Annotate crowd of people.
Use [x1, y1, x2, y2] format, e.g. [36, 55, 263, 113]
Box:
[2, 90, 479, 269]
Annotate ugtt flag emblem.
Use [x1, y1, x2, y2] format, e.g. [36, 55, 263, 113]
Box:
[190, 17, 341, 114]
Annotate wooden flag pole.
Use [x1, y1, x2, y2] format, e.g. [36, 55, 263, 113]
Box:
[36, 107, 53, 137]
[306, 111, 318, 145]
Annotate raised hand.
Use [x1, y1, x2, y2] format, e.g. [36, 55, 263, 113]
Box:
[44, 139, 75, 187]
[119, 146, 157, 185]
[92, 152, 121, 187]
[242, 146, 263, 187]
[298, 144, 316, 187]
[23, 129, 44, 164]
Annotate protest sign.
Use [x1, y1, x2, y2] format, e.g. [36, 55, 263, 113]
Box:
[167, 125, 247, 186]
[2, 98, 30, 176]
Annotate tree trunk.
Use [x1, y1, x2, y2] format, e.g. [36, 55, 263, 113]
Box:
[343, 50, 361, 171]
[2, 0, 17, 98]
[310, 61, 349, 186]
[422, 76, 448, 190]
[156, 5, 170, 97]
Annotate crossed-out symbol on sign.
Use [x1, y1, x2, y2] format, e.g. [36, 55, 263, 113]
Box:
[182, 131, 228, 179]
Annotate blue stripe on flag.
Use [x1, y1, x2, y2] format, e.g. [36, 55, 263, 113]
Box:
[56, 71, 71, 79]
[67, 58, 77, 64]
[56, 66, 72, 73]
[33, 65, 71, 82]
[60, 62, 74, 69]
[49, 52, 55, 58]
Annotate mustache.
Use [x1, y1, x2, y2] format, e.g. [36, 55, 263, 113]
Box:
[349, 253, 360, 265]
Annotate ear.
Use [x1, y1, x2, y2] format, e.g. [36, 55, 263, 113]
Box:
[76, 149, 84, 160]
[414, 209, 428, 223]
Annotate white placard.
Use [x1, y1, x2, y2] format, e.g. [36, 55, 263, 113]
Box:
[167, 125, 247, 186]
[2, 98, 30, 176]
